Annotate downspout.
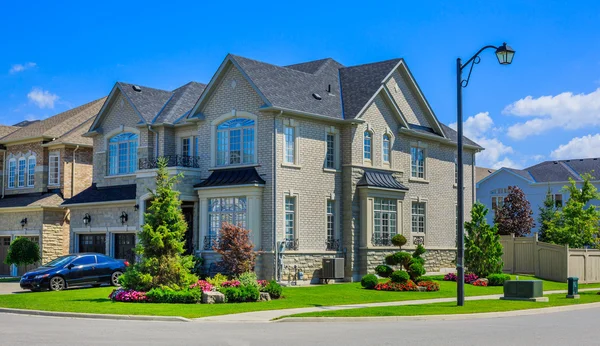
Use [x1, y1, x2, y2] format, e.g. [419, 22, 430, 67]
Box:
[2, 151, 5, 198]
[148, 125, 159, 158]
[71, 145, 80, 199]
[472, 152, 476, 206]
[273, 111, 282, 281]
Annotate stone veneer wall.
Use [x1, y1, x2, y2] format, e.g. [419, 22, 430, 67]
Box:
[41, 210, 69, 263]
[62, 147, 94, 199]
[360, 248, 456, 275]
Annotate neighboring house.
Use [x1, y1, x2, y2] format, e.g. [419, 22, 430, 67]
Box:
[66, 54, 481, 281]
[476, 166, 495, 183]
[477, 158, 600, 233]
[0, 99, 104, 275]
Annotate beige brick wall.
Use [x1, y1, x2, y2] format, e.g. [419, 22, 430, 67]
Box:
[386, 68, 432, 128]
[69, 205, 138, 230]
[63, 147, 93, 199]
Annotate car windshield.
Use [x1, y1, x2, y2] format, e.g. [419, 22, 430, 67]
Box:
[44, 255, 76, 268]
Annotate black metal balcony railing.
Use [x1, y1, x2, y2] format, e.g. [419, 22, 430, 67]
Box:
[413, 235, 425, 246]
[371, 235, 393, 247]
[139, 155, 201, 170]
[203, 235, 219, 250]
[326, 238, 341, 251]
[284, 239, 299, 251]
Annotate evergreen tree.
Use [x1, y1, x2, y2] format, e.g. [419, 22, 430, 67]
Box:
[4, 237, 40, 267]
[494, 186, 535, 236]
[537, 186, 556, 242]
[119, 158, 197, 291]
[465, 203, 503, 277]
[544, 173, 600, 248]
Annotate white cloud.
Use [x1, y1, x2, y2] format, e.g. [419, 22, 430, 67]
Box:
[27, 88, 59, 109]
[550, 134, 600, 160]
[449, 112, 516, 169]
[9, 62, 36, 74]
[503, 88, 600, 140]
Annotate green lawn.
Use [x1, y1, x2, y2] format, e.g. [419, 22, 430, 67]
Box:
[285, 291, 600, 318]
[0, 277, 20, 283]
[0, 275, 597, 319]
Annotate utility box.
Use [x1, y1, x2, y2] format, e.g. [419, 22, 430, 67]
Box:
[567, 277, 580, 299]
[501, 280, 548, 302]
[321, 258, 344, 280]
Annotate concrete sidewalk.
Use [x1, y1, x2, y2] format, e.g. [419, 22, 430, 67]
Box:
[195, 288, 600, 323]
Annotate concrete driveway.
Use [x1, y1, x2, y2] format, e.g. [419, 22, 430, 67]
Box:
[0, 283, 23, 295]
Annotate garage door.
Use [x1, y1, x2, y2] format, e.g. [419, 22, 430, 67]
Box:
[0, 237, 11, 275]
[114, 233, 136, 264]
[79, 234, 106, 254]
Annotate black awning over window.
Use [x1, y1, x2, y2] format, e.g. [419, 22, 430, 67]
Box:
[357, 169, 408, 191]
[195, 167, 266, 188]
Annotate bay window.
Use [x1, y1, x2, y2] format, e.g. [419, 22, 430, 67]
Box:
[373, 198, 397, 245]
[208, 197, 247, 240]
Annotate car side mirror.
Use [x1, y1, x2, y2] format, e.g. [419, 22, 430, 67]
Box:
[67, 263, 74, 270]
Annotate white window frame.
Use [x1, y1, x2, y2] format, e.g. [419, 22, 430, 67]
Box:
[363, 130, 373, 162]
[373, 197, 398, 243]
[382, 133, 391, 165]
[284, 194, 297, 246]
[181, 137, 192, 157]
[108, 132, 138, 175]
[207, 197, 247, 239]
[48, 152, 60, 186]
[8, 158, 16, 188]
[410, 143, 426, 180]
[17, 157, 26, 188]
[27, 156, 36, 187]
[215, 118, 256, 167]
[411, 201, 426, 233]
[326, 199, 335, 243]
[284, 125, 295, 164]
[491, 196, 505, 213]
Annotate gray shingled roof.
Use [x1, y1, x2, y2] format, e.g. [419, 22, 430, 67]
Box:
[117, 82, 173, 123]
[62, 184, 137, 205]
[0, 191, 64, 209]
[285, 58, 334, 74]
[1, 98, 105, 144]
[0, 125, 19, 139]
[231, 55, 344, 119]
[154, 82, 206, 124]
[439, 124, 481, 148]
[495, 158, 600, 183]
[339, 59, 402, 119]
[505, 168, 534, 182]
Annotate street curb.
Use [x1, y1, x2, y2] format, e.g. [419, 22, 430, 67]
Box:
[0, 308, 190, 322]
[276, 302, 600, 323]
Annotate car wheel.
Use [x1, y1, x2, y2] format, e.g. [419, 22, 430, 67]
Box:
[111, 271, 123, 286]
[49, 276, 66, 291]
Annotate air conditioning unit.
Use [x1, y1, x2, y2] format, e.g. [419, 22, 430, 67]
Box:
[322, 258, 344, 279]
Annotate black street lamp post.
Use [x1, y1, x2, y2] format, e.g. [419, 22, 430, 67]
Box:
[456, 43, 515, 306]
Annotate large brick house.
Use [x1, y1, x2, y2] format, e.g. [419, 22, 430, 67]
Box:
[64, 54, 481, 281]
[0, 99, 103, 275]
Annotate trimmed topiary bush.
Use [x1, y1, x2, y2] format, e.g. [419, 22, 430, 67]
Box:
[487, 273, 511, 286]
[391, 234, 407, 248]
[385, 251, 412, 266]
[390, 270, 410, 283]
[375, 265, 394, 278]
[361, 274, 379, 289]
[407, 262, 426, 280]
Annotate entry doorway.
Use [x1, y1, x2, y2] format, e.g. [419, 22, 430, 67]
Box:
[182, 202, 194, 255]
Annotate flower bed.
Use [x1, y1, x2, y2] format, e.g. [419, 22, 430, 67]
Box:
[444, 272, 479, 284]
[374, 280, 418, 291]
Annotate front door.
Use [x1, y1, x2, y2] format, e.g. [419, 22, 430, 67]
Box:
[182, 205, 194, 255]
[114, 233, 136, 264]
[0, 237, 11, 275]
[79, 234, 106, 254]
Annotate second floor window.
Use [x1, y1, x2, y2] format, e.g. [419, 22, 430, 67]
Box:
[217, 118, 255, 166]
[411, 202, 426, 233]
[182, 137, 191, 157]
[411, 146, 425, 179]
[325, 133, 335, 169]
[363, 131, 372, 160]
[285, 196, 296, 244]
[49, 153, 60, 185]
[8, 159, 16, 188]
[28, 156, 36, 187]
[284, 125, 295, 164]
[18, 158, 26, 187]
[553, 194, 563, 208]
[382, 134, 390, 163]
[108, 133, 138, 175]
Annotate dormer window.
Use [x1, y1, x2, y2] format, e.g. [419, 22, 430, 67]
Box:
[108, 132, 138, 175]
[216, 118, 255, 166]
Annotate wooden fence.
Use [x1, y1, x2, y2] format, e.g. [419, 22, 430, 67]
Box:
[500, 233, 600, 283]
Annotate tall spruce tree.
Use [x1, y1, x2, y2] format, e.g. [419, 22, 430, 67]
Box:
[494, 186, 535, 236]
[537, 186, 556, 242]
[119, 158, 197, 291]
[465, 202, 504, 277]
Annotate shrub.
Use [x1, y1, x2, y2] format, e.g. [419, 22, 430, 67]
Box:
[257, 280, 268, 288]
[374, 280, 417, 291]
[191, 256, 204, 278]
[4, 237, 40, 267]
[206, 273, 229, 288]
[189, 280, 213, 292]
[390, 270, 410, 283]
[385, 252, 412, 266]
[361, 274, 379, 289]
[261, 280, 283, 299]
[219, 285, 260, 303]
[145, 287, 202, 304]
[464, 273, 479, 284]
[444, 273, 457, 281]
[213, 223, 262, 276]
[109, 289, 148, 302]
[221, 280, 241, 288]
[465, 203, 504, 277]
[238, 272, 259, 289]
[413, 244, 426, 257]
[407, 262, 426, 281]
[487, 273, 511, 286]
[473, 279, 488, 287]
[391, 234, 407, 248]
[375, 265, 394, 278]
[417, 281, 440, 291]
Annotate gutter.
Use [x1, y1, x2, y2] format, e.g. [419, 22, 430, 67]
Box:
[1, 151, 4, 198]
[273, 111, 280, 281]
[261, 106, 364, 125]
[71, 145, 80, 199]
[148, 125, 159, 158]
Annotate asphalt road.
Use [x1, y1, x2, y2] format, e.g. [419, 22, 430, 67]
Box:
[1, 308, 597, 346]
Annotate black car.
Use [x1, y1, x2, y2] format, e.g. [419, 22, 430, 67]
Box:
[20, 253, 129, 292]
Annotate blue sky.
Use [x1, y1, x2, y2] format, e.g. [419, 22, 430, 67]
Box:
[2, 0, 600, 169]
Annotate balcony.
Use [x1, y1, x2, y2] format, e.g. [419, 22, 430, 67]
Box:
[371, 235, 393, 247]
[139, 155, 201, 170]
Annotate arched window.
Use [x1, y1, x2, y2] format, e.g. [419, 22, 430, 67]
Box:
[382, 134, 391, 163]
[216, 118, 255, 166]
[8, 159, 16, 188]
[17, 157, 26, 187]
[108, 133, 138, 175]
[363, 131, 372, 160]
[27, 156, 36, 187]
